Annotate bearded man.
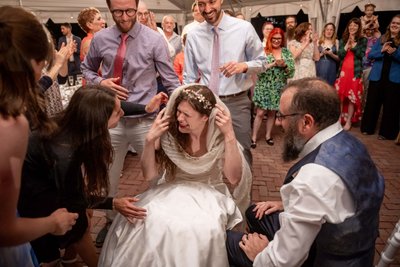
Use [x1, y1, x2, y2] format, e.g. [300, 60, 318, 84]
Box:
[226, 78, 385, 267]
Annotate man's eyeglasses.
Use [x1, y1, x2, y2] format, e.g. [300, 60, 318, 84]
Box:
[111, 8, 137, 17]
[275, 112, 302, 121]
[137, 12, 149, 17]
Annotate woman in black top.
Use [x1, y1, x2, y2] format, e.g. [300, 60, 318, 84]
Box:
[18, 85, 167, 266]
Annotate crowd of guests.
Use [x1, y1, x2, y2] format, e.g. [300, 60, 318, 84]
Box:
[0, 0, 397, 266]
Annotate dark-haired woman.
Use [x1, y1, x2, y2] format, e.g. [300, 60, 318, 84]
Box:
[18, 86, 167, 267]
[334, 18, 367, 131]
[0, 6, 78, 267]
[361, 15, 400, 140]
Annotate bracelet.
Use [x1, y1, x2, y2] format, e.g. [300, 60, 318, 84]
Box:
[112, 198, 116, 210]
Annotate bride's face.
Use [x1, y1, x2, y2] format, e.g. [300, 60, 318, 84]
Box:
[176, 100, 208, 134]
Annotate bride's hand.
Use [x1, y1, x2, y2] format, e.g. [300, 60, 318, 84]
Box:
[215, 104, 235, 138]
[146, 108, 170, 143]
[113, 197, 147, 221]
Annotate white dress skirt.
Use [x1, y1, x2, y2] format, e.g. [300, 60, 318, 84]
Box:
[98, 181, 242, 267]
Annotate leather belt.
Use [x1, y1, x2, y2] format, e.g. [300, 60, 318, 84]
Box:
[219, 90, 248, 99]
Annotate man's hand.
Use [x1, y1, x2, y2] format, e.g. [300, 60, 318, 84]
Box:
[253, 201, 283, 219]
[100, 78, 129, 100]
[145, 92, 168, 113]
[113, 197, 147, 220]
[239, 233, 269, 261]
[219, 61, 248, 77]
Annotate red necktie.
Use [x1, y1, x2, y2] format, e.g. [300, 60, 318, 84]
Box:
[113, 33, 128, 84]
[209, 27, 220, 94]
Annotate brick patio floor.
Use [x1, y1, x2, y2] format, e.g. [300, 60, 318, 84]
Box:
[91, 125, 400, 266]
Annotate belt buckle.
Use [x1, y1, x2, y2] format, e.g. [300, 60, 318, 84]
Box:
[221, 91, 245, 99]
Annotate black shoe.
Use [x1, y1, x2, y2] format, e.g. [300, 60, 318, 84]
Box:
[250, 140, 257, 149]
[266, 138, 274, 146]
[95, 222, 111, 248]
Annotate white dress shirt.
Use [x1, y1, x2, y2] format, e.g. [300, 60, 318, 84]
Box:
[254, 122, 356, 267]
[181, 20, 203, 37]
[183, 13, 266, 96]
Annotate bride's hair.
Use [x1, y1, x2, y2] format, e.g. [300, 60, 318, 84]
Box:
[157, 85, 216, 179]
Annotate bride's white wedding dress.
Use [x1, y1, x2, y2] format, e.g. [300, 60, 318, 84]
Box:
[98, 85, 252, 267]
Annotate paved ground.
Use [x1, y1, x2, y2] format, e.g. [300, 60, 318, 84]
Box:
[91, 125, 400, 266]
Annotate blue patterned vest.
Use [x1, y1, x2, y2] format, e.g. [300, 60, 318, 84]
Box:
[284, 131, 385, 267]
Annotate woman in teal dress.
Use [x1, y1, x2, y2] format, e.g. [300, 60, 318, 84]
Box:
[251, 28, 295, 147]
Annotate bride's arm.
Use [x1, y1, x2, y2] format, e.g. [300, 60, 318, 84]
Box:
[214, 104, 242, 185]
[141, 109, 170, 181]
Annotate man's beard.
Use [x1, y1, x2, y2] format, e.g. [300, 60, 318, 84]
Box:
[287, 28, 295, 40]
[282, 122, 307, 162]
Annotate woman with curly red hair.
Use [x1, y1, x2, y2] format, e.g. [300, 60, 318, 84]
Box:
[251, 28, 295, 147]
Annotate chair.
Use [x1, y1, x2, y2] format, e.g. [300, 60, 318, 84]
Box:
[376, 219, 400, 267]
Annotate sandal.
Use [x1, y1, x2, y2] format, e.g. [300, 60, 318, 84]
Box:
[251, 140, 257, 149]
[266, 138, 274, 146]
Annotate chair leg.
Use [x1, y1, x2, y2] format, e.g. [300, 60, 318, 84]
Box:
[376, 220, 400, 267]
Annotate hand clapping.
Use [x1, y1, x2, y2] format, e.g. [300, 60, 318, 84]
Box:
[382, 42, 397, 55]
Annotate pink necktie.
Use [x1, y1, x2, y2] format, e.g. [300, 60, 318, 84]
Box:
[113, 33, 128, 85]
[209, 27, 220, 94]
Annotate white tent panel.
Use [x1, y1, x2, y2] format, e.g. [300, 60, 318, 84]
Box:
[1, 0, 398, 29]
[1, 0, 183, 24]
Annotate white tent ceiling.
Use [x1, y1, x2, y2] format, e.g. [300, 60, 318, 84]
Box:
[1, 0, 398, 32]
[2, 0, 301, 24]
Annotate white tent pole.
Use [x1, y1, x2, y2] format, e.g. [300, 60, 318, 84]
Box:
[334, 0, 343, 28]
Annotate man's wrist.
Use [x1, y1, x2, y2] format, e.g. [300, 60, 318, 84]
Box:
[241, 62, 248, 73]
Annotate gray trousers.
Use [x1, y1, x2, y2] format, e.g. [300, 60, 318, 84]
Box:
[220, 92, 252, 166]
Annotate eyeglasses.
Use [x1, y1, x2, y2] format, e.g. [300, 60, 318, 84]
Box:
[275, 112, 302, 121]
[111, 8, 137, 17]
[272, 37, 282, 41]
[137, 11, 149, 17]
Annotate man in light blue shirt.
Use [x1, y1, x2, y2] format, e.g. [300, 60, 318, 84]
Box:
[183, 0, 266, 164]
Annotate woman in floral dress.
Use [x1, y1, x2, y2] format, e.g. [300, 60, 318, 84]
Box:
[251, 28, 295, 147]
[335, 18, 367, 131]
[288, 22, 320, 80]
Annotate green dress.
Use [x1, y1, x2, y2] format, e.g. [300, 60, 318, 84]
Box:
[253, 48, 295, 110]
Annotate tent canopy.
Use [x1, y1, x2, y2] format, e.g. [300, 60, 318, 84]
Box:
[2, 0, 398, 32]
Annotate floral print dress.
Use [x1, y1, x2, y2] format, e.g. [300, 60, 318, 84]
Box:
[335, 50, 363, 124]
[253, 48, 295, 110]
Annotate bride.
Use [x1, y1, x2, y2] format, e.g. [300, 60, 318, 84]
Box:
[99, 84, 252, 267]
